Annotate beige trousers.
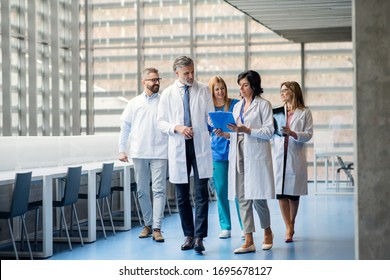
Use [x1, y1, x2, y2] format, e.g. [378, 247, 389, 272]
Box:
[235, 135, 271, 234]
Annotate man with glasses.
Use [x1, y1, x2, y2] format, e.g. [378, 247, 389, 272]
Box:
[118, 67, 168, 242]
[157, 56, 214, 253]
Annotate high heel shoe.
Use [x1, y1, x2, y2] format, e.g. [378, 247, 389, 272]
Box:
[262, 233, 274, 250]
[285, 231, 295, 243]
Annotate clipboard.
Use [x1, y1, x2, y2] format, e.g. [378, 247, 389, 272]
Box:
[208, 111, 236, 132]
[273, 106, 286, 137]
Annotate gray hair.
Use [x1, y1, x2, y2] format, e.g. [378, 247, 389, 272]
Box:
[142, 67, 159, 79]
[172, 56, 194, 72]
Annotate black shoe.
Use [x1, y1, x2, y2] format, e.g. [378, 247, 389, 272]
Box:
[181, 236, 194, 250]
[194, 237, 205, 252]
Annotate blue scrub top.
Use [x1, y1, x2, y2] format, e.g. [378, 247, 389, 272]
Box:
[209, 99, 239, 161]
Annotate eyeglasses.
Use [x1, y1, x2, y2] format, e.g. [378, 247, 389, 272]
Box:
[280, 88, 290, 93]
[144, 78, 162, 83]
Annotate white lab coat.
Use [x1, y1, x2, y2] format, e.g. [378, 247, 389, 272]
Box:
[227, 96, 275, 200]
[119, 93, 168, 159]
[272, 107, 313, 196]
[157, 80, 214, 184]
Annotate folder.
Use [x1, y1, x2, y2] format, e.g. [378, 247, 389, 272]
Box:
[273, 106, 286, 137]
[208, 111, 236, 132]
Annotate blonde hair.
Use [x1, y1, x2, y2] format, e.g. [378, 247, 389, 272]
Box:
[208, 76, 232, 112]
[280, 81, 306, 110]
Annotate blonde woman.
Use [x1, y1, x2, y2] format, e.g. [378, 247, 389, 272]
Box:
[208, 76, 243, 239]
[272, 81, 313, 242]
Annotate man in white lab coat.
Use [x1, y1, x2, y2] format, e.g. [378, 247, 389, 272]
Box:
[157, 56, 214, 253]
[118, 68, 168, 242]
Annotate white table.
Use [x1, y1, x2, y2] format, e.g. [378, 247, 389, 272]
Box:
[313, 148, 354, 194]
[81, 161, 132, 241]
[0, 160, 132, 258]
[0, 167, 61, 258]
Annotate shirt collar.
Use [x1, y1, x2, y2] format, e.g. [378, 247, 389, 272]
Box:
[142, 91, 158, 100]
[176, 80, 192, 89]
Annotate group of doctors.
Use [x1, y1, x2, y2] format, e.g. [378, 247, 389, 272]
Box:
[118, 55, 313, 254]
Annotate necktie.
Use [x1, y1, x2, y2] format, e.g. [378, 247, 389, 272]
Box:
[183, 85, 191, 127]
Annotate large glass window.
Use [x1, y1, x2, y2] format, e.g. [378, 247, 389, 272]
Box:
[1, 0, 81, 136]
[88, 0, 353, 182]
[0, 0, 353, 181]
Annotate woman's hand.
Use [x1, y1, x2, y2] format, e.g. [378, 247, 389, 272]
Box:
[227, 123, 251, 134]
[281, 126, 297, 139]
[214, 128, 230, 139]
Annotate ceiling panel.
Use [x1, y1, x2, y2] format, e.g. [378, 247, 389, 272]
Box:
[223, 0, 352, 43]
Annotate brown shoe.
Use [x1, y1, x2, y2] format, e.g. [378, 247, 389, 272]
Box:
[138, 226, 152, 238]
[181, 236, 194, 250]
[194, 237, 205, 252]
[152, 229, 165, 242]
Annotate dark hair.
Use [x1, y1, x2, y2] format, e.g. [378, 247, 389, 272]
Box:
[237, 70, 264, 97]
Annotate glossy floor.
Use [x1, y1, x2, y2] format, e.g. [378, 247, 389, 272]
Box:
[47, 185, 355, 260]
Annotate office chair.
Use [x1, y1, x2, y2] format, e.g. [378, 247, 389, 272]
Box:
[28, 166, 84, 251]
[78, 162, 116, 239]
[111, 181, 143, 226]
[111, 171, 173, 225]
[336, 156, 354, 191]
[0, 172, 33, 260]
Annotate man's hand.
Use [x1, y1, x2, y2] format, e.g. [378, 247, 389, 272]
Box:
[175, 125, 193, 139]
[118, 152, 129, 162]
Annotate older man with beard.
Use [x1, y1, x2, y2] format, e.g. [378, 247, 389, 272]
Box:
[157, 56, 214, 253]
[118, 67, 168, 242]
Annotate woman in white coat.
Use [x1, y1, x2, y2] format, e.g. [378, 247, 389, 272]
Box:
[215, 70, 275, 254]
[272, 81, 313, 243]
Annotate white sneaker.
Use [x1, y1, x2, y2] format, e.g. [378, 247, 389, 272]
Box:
[218, 230, 231, 239]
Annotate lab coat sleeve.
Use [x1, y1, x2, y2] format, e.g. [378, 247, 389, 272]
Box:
[250, 100, 275, 140]
[205, 91, 215, 126]
[295, 109, 313, 143]
[156, 91, 176, 136]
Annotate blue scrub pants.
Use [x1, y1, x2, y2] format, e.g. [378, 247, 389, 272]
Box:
[213, 160, 243, 231]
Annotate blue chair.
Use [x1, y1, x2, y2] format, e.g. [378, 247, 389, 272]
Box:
[111, 167, 143, 226]
[0, 172, 33, 260]
[78, 163, 116, 238]
[111, 172, 173, 225]
[29, 166, 84, 251]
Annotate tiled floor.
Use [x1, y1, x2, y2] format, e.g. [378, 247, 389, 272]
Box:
[44, 184, 355, 260]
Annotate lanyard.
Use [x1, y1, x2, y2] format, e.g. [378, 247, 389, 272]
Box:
[240, 97, 254, 124]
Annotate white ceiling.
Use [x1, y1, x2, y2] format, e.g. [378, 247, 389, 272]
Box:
[223, 0, 352, 43]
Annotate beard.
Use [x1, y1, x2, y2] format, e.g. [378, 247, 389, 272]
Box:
[147, 84, 159, 93]
[185, 78, 193, 85]
[179, 77, 193, 86]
